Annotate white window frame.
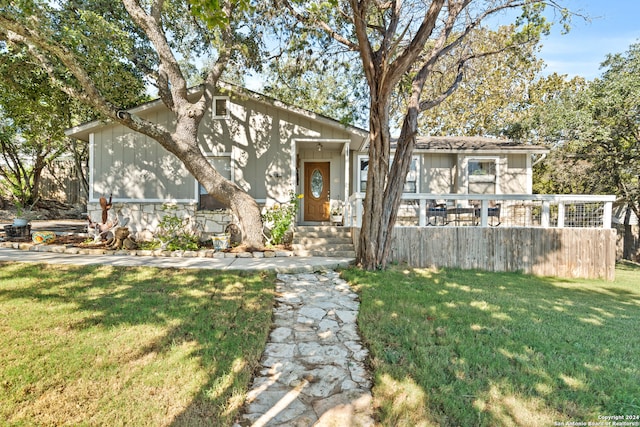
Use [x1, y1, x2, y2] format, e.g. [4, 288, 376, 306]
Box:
[213, 96, 230, 119]
[357, 155, 369, 193]
[465, 156, 500, 193]
[357, 154, 420, 194]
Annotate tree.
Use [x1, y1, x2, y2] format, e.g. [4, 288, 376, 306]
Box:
[262, 52, 369, 127]
[278, 0, 565, 269]
[0, 45, 84, 207]
[415, 25, 544, 137]
[579, 43, 640, 259]
[0, 0, 265, 248]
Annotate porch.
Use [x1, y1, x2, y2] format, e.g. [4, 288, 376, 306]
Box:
[345, 193, 617, 280]
[345, 193, 617, 229]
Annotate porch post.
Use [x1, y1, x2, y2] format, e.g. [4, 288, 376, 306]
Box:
[480, 200, 489, 227]
[343, 142, 350, 215]
[557, 202, 565, 228]
[603, 201, 613, 229]
[419, 198, 427, 227]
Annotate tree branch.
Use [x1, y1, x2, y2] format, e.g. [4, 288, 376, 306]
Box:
[279, 0, 359, 51]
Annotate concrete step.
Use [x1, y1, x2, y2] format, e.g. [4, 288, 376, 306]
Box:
[294, 249, 356, 258]
[293, 225, 355, 258]
[294, 226, 349, 233]
[292, 243, 355, 252]
[295, 236, 353, 246]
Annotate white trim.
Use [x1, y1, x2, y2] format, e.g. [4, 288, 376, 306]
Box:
[357, 154, 420, 194]
[464, 156, 500, 194]
[212, 96, 230, 119]
[89, 133, 95, 202]
[413, 148, 549, 155]
[526, 153, 533, 194]
[89, 198, 198, 204]
[343, 142, 350, 209]
[356, 155, 368, 193]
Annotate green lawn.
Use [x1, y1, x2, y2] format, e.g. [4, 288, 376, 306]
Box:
[0, 262, 275, 427]
[343, 262, 640, 427]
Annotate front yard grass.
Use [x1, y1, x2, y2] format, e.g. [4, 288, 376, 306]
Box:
[0, 262, 275, 426]
[343, 261, 640, 427]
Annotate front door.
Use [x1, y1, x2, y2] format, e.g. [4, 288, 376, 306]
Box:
[304, 162, 330, 221]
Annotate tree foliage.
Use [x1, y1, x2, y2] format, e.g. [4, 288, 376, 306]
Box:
[580, 43, 640, 224]
[415, 25, 545, 137]
[0, 42, 92, 206]
[0, 0, 266, 248]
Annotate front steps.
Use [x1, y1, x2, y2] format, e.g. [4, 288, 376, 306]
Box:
[292, 226, 356, 258]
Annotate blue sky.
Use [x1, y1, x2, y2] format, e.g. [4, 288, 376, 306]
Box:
[245, 1, 640, 90]
[536, 0, 640, 79]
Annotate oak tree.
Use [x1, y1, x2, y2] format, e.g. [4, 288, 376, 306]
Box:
[0, 0, 265, 248]
[277, 0, 566, 269]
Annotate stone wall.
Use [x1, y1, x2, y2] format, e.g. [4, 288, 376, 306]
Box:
[87, 201, 234, 241]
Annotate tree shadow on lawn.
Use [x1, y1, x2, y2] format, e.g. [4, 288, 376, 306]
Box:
[344, 264, 640, 427]
[0, 262, 275, 426]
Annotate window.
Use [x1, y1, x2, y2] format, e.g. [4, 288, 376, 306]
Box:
[467, 157, 498, 194]
[468, 159, 496, 178]
[213, 97, 229, 119]
[357, 155, 419, 193]
[199, 156, 232, 210]
[358, 157, 369, 192]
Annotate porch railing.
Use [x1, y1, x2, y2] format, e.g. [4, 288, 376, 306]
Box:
[345, 193, 616, 229]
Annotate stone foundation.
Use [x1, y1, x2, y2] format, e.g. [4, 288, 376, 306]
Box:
[87, 201, 234, 241]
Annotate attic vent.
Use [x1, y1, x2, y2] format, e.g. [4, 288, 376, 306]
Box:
[214, 97, 229, 119]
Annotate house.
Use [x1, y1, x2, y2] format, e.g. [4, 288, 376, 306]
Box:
[65, 83, 548, 237]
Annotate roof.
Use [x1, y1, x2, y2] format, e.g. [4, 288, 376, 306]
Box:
[65, 82, 369, 149]
[407, 136, 549, 154]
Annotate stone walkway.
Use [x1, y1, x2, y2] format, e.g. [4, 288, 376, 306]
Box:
[237, 271, 374, 427]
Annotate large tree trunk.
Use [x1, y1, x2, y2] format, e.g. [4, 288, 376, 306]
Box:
[358, 100, 391, 269]
[178, 145, 264, 249]
[357, 97, 420, 270]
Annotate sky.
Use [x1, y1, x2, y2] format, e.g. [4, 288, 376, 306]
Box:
[535, 0, 640, 80]
[244, 1, 640, 91]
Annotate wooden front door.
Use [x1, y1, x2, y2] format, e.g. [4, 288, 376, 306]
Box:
[304, 162, 330, 221]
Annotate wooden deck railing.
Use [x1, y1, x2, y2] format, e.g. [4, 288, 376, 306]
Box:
[345, 193, 616, 229]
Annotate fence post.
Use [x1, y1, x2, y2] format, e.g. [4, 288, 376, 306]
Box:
[419, 199, 427, 227]
[480, 200, 489, 227]
[603, 201, 613, 229]
[557, 202, 565, 228]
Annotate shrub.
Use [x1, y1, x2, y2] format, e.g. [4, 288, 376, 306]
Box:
[262, 192, 302, 246]
[154, 205, 200, 251]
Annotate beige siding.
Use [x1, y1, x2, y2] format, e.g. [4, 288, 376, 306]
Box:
[92, 108, 194, 201]
[423, 154, 455, 193]
[92, 92, 352, 203]
[502, 154, 529, 193]
[199, 95, 351, 203]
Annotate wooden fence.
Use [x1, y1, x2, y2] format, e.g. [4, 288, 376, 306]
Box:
[352, 227, 617, 280]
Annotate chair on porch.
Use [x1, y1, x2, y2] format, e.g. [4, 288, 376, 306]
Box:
[427, 200, 448, 226]
[473, 203, 502, 226]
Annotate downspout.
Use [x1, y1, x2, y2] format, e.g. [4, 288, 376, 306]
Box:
[532, 153, 547, 167]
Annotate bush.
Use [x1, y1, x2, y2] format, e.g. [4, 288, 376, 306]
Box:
[262, 192, 302, 246]
[154, 205, 200, 251]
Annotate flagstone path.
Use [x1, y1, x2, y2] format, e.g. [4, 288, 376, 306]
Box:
[237, 271, 375, 427]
